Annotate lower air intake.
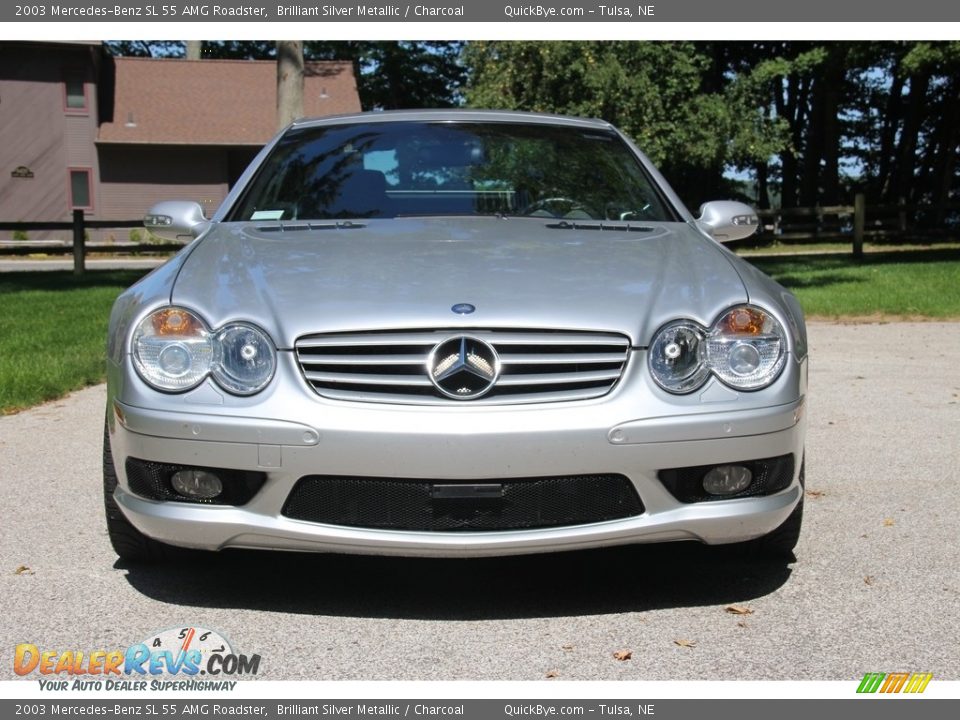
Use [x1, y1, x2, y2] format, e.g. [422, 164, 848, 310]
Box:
[282, 474, 644, 531]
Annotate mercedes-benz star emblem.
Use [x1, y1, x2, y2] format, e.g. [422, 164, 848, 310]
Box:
[427, 336, 500, 400]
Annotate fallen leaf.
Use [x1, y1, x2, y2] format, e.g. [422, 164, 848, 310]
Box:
[673, 639, 696, 648]
[806, 489, 826, 499]
[561, 645, 574, 652]
[737, 621, 748, 629]
[864, 576, 875, 586]
[613, 650, 632, 661]
[725, 604, 754, 615]
[545, 670, 559, 679]
[14, 565, 34, 576]
[883, 518, 895, 527]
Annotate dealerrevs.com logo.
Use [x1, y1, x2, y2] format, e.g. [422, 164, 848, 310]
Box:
[15, 627, 260, 691]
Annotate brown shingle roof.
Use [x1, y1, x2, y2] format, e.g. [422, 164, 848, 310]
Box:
[98, 57, 361, 145]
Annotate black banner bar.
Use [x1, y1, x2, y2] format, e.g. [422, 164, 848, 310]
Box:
[1, 699, 958, 720]
[4, 0, 960, 22]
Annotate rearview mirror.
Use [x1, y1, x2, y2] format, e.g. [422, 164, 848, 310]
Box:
[697, 200, 759, 242]
[144, 201, 209, 242]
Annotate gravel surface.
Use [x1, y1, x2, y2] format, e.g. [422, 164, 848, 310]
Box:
[2, 322, 958, 681]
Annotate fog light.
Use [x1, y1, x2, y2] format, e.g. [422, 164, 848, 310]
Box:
[171, 469, 223, 499]
[702, 465, 752, 496]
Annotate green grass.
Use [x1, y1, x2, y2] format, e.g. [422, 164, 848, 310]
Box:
[737, 240, 960, 256]
[746, 249, 960, 318]
[1, 248, 959, 414]
[0, 270, 148, 414]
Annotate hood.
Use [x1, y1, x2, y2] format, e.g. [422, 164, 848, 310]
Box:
[171, 217, 747, 348]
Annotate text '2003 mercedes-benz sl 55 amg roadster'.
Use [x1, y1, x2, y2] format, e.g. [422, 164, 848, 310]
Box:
[104, 110, 807, 562]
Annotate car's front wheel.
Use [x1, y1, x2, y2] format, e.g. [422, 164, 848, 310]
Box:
[103, 418, 176, 562]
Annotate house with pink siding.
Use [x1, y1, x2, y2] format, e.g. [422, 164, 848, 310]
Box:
[0, 42, 361, 239]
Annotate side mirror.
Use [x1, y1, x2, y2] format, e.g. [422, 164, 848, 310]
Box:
[144, 201, 209, 242]
[697, 200, 759, 242]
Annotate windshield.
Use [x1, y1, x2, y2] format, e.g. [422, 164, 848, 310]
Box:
[228, 121, 678, 223]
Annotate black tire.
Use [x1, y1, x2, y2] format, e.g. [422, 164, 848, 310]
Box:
[103, 418, 175, 562]
[739, 456, 805, 560]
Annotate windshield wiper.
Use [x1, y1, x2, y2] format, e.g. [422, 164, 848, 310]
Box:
[545, 221, 655, 232]
[254, 220, 367, 232]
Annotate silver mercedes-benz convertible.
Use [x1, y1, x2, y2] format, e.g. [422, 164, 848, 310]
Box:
[104, 110, 807, 562]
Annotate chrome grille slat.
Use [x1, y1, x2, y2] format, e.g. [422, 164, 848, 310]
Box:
[316, 385, 615, 406]
[483, 333, 629, 347]
[295, 329, 631, 405]
[303, 371, 433, 387]
[297, 332, 452, 348]
[298, 353, 427, 366]
[496, 369, 623, 387]
[498, 352, 626, 365]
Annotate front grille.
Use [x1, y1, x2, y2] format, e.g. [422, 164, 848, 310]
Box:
[657, 454, 795, 504]
[282, 474, 644, 531]
[295, 329, 631, 404]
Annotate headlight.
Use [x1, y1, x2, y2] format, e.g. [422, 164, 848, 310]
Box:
[706, 306, 786, 390]
[132, 308, 214, 391]
[211, 323, 276, 395]
[132, 309, 276, 395]
[648, 322, 710, 393]
[649, 305, 786, 393]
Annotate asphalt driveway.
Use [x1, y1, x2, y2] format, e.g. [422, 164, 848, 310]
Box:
[1, 322, 958, 681]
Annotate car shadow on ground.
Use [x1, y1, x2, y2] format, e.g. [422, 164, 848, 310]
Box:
[118, 543, 793, 620]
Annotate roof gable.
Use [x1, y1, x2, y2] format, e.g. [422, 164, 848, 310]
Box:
[98, 57, 361, 145]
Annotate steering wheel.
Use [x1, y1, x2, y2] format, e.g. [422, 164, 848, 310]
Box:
[521, 196, 595, 219]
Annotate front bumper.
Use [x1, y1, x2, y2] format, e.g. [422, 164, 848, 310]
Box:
[107, 354, 807, 557]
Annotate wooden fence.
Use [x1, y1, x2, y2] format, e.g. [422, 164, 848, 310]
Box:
[755, 194, 960, 258]
[0, 210, 182, 275]
[1, 200, 958, 271]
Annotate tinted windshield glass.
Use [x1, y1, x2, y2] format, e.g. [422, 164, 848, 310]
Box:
[229, 121, 677, 222]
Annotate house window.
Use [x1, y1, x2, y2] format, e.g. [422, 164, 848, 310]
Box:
[69, 169, 93, 210]
[64, 79, 87, 112]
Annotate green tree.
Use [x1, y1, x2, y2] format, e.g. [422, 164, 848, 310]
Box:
[464, 41, 778, 207]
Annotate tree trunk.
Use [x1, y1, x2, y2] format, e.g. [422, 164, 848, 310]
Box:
[756, 162, 770, 209]
[818, 46, 845, 206]
[930, 80, 960, 223]
[778, 74, 808, 209]
[799, 72, 825, 208]
[799, 47, 845, 208]
[890, 71, 929, 204]
[185, 41, 202, 60]
[877, 59, 904, 200]
[277, 41, 304, 130]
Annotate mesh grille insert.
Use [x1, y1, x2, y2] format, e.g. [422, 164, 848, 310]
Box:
[282, 474, 644, 531]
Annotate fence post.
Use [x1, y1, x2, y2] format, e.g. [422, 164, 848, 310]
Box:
[853, 193, 865, 259]
[72, 209, 85, 275]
